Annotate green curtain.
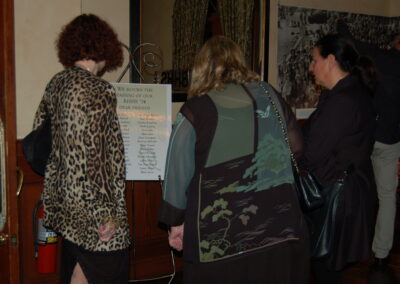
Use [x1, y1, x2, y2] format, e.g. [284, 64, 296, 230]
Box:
[218, 0, 255, 65]
[173, 0, 210, 70]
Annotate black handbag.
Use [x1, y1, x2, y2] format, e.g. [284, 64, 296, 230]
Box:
[292, 166, 324, 212]
[259, 83, 324, 212]
[22, 116, 52, 176]
[307, 176, 345, 259]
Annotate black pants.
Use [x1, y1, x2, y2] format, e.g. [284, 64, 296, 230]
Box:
[60, 238, 129, 284]
[311, 258, 342, 284]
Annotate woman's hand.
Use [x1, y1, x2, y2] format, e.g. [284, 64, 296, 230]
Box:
[168, 224, 184, 251]
[98, 221, 117, 242]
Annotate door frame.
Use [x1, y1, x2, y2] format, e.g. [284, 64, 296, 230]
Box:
[0, 0, 20, 283]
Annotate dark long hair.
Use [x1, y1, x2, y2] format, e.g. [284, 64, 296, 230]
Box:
[315, 34, 376, 91]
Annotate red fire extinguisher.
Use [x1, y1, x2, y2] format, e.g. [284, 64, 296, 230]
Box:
[33, 200, 58, 274]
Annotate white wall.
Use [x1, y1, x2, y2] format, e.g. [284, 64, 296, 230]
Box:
[15, 0, 130, 138]
[15, 0, 80, 138]
[388, 0, 400, 17]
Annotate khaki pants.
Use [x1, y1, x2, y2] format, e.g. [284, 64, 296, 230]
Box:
[371, 141, 400, 259]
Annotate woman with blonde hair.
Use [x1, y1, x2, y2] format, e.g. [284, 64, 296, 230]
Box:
[159, 35, 309, 283]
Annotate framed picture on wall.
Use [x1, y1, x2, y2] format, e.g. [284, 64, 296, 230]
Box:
[277, 5, 400, 117]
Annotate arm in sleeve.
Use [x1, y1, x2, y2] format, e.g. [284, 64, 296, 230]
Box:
[84, 84, 125, 229]
[303, 94, 356, 184]
[107, 86, 128, 227]
[32, 92, 49, 130]
[158, 113, 196, 226]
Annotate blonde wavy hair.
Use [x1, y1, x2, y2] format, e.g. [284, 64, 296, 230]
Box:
[188, 36, 260, 97]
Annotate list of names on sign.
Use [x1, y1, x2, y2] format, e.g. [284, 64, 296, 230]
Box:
[112, 83, 171, 180]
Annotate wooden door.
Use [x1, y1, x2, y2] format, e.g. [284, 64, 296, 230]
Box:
[0, 0, 21, 283]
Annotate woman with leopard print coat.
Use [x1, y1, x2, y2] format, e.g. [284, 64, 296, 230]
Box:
[32, 14, 130, 284]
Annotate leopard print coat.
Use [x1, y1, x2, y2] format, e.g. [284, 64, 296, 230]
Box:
[33, 66, 130, 251]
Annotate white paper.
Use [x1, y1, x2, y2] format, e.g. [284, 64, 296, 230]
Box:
[112, 83, 172, 180]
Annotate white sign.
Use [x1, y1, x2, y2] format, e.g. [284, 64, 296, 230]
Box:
[113, 83, 172, 180]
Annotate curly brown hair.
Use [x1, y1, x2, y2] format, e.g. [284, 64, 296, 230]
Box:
[57, 14, 123, 72]
[188, 36, 260, 97]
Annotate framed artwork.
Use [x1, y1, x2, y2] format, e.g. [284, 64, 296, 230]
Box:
[277, 5, 400, 114]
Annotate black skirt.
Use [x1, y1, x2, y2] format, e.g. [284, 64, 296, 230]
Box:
[60, 238, 129, 284]
[183, 237, 309, 284]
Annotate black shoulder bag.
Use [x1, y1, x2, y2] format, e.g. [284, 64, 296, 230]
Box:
[22, 116, 52, 176]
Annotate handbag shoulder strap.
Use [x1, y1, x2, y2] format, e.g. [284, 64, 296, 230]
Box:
[258, 82, 300, 173]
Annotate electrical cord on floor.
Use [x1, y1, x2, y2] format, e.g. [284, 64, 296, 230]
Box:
[128, 247, 176, 283]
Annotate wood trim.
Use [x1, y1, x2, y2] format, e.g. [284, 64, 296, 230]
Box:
[252, 0, 261, 73]
[130, 0, 142, 83]
[0, 0, 20, 283]
[263, 0, 270, 81]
